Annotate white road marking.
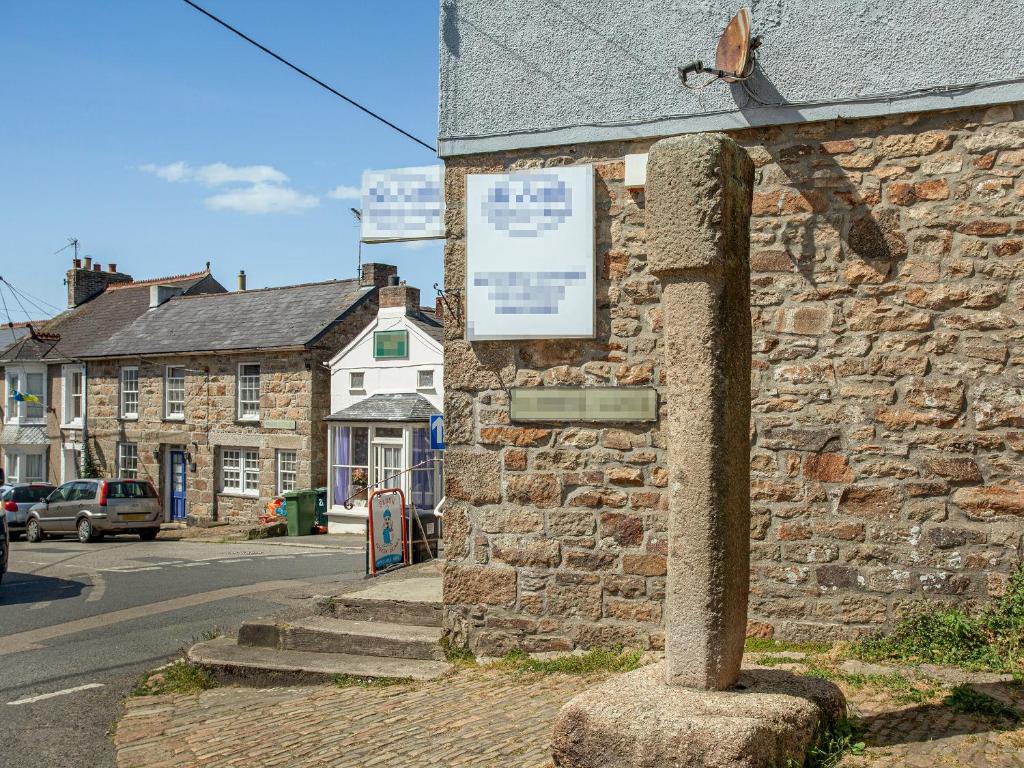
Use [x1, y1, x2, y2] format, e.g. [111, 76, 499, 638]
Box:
[173, 562, 206, 567]
[307, 553, 335, 557]
[265, 555, 295, 559]
[219, 558, 252, 563]
[86, 571, 106, 603]
[7, 683, 104, 706]
[28, 601, 51, 611]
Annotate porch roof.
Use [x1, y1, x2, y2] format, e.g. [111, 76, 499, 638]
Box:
[325, 393, 439, 423]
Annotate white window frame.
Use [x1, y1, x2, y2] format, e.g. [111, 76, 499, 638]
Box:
[276, 450, 297, 494]
[62, 364, 86, 428]
[5, 449, 46, 484]
[220, 447, 259, 497]
[5, 365, 46, 425]
[237, 362, 261, 421]
[118, 442, 139, 479]
[120, 366, 139, 420]
[417, 369, 434, 390]
[349, 371, 365, 391]
[164, 366, 185, 420]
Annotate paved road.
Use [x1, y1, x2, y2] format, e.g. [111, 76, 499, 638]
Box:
[0, 534, 366, 768]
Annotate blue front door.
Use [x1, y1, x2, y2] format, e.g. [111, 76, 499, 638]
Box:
[170, 450, 187, 521]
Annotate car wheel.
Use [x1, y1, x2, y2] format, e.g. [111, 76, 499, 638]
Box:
[138, 528, 158, 542]
[77, 518, 96, 544]
[26, 519, 43, 543]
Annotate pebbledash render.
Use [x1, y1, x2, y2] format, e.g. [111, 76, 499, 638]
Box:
[440, 103, 1024, 654]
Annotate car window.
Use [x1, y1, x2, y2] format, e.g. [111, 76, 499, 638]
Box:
[72, 481, 98, 502]
[14, 486, 53, 503]
[48, 485, 71, 503]
[107, 481, 156, 499]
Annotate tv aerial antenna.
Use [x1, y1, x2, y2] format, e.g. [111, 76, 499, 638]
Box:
[679, 8, 761, 90]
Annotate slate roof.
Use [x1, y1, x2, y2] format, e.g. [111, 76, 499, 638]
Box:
[0, 270, 221, 364]
[81, 279, 374, 358]
[409, 308, 443, 343]
[325, 393, 440, 422]
[0, 425, 48, 447]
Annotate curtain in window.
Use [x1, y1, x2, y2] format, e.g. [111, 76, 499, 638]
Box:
[332, 426, 351, 506]
[411, 427, 435, 510]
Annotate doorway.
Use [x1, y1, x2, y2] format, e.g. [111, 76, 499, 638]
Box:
[168, 449, 187, 521]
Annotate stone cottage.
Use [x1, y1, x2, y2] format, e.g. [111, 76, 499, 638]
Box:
[437, 0, 1024, 654]
[77, 263, 395, 523]
[1, 258, 224, 486]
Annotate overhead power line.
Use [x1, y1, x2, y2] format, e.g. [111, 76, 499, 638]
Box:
[179, 0, 437, 154]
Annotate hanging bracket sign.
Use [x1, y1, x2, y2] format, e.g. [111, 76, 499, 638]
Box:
[367, 487, 409, 575]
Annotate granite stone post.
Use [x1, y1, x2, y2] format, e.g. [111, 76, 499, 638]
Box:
[551, 134, 845, 768]
[646, 132, 753, 690]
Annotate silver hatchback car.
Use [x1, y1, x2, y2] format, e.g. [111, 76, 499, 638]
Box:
[26, 478, 162, 543]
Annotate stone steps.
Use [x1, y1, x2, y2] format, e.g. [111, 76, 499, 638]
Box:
[239, 615, 445, 661]
[315, 595, 443, 627]
[189, 636, 451, 683]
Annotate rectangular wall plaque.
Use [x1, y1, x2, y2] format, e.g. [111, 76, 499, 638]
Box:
[465, 165, 595, 341]
[510, 387, 657, 423]
[374, 329, 409, 359]
[263, 419, 297, 430]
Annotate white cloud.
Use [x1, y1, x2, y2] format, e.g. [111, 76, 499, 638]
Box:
[141, 161, 288, 187]
[204, 183, 320, 215]
[141, 161, 318, 215]
[140, 161, 189, 182]
[327, 184, 362, 201]
[400, 240, 432, 250]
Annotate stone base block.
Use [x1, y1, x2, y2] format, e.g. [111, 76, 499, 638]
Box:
[552, 663, 846, 768]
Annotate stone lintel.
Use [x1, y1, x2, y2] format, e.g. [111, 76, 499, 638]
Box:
[646, 132, 755, 691]
[551, 664, 846, 768]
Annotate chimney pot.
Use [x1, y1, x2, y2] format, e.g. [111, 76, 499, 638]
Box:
[238, 270, 247, 292]
[108, 263, 117, 273]
[435, 295, 445, 326]
[83, 256, 92, 269]
[73, 258, 82, 269]
[93, 263, 102, 271]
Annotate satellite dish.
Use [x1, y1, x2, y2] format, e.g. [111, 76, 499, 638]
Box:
[679, 8, 761, 89]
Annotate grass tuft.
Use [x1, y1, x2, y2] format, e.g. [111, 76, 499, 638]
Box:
[133, 661, 219, 696]
[850, 563, 1024, 675]
[944, 685, 1021, 722]
[492, 646, 645, 676]
[439, 637, 478, 667]
[744, 637, 832, 655]
[799, 718, 866, 768]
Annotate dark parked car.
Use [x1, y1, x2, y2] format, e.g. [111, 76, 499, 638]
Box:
[1, 483, 56, 539]
[26, 478, 162, 543]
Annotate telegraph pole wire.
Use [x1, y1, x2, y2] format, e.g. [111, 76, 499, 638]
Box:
[179, 0, 437, 153]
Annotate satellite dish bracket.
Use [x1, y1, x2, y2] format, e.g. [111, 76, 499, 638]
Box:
[678, 8, 761, 90]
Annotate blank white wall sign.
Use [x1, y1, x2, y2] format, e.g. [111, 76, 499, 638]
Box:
[361, 165, 445, 243]
[466, 165, 595, 340]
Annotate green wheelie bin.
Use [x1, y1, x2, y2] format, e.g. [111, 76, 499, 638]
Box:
[283, 489, 316, 536]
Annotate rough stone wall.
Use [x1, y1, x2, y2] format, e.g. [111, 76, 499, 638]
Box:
[442, 102, 1024, 653]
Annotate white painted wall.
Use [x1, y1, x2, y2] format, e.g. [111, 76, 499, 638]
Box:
[329, 306, 443, 413]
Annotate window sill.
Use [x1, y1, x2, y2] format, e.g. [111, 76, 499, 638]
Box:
[217, 491, 260, 499]
[163, 416, 185, 422]
[60, 421, 84, 430]
[120, 416, 139, 422]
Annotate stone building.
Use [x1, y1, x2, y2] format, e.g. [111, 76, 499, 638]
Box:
[1, 259, 224, 486]
[437, 1, 1024, 653]
[77, 263, 395, 523]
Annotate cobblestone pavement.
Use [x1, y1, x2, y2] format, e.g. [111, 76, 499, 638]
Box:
[115, 664, 1024, 768]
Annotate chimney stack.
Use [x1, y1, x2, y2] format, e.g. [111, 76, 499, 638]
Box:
[149, 284, 184, 309]
[379, 278, 421, 316]
[66, 257, 133, 308]
[360, 262, 398, 289]
[108, 263, 117, 273]
[238, 270, 247, 292]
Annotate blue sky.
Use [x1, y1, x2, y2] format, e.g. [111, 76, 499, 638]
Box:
[0, 0, 442, 318]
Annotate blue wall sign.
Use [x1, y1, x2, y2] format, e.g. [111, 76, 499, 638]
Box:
[429, 414, 445, 450]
